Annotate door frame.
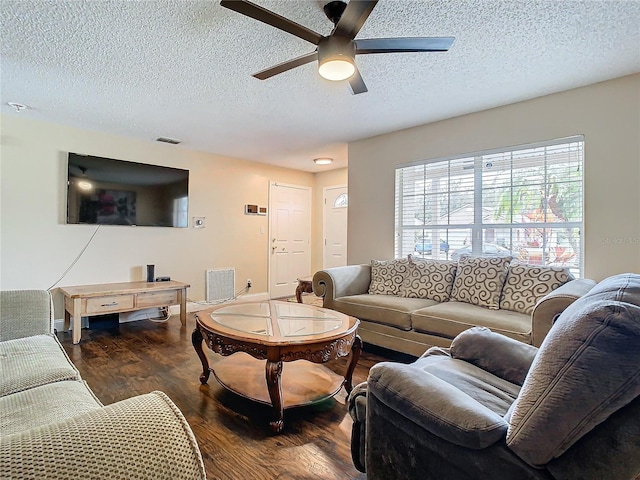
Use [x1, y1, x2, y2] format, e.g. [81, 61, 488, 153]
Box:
[268, 181, 312, 299]
[322, 184, 348, 269]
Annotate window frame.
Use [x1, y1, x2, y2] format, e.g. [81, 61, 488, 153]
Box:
[395, 136, 584, 277]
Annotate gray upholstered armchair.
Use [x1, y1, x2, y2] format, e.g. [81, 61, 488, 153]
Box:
[349, 273, 640, 480]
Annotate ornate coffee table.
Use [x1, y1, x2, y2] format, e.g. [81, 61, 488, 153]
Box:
[192, 300, 361, 433]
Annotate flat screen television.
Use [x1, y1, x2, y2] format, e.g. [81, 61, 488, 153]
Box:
[67, 153, 189, 227]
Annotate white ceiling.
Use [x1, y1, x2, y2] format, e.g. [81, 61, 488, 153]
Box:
[1, 0, 639, 172]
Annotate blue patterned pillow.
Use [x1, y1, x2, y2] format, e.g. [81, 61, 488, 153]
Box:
[368, 259, 410, 295]
[451, 256, 512, 309]
[400, 259, 457, 302]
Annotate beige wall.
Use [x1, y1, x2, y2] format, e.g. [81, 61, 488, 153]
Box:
[0, 115, 317, 314]
[311, 167, 348, 274]
[348, 74, 640, 281]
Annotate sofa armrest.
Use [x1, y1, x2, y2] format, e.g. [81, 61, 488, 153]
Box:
[313, 265, 371, 308]
[451, 327, 538, 385]
[368, 362, 508, 449]
[0, 290, 53, 341]
[531, 278, 596, 346]
[0, 391, 206, 480]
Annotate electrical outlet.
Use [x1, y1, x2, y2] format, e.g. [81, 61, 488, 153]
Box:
[247, 279, 252, 289]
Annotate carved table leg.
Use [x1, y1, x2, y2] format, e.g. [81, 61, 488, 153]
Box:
[192, 327, 211, 384]
[266, 359, 284, 433]
[344, 335, 362, 394]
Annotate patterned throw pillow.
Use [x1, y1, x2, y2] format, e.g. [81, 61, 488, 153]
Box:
[451, 256, 512, 309]
[368, 258, 411, 295]
[500, 264, 574, 314]
[400, 259, 457, 302]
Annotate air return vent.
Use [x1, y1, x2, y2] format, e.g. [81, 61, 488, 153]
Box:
[156, 137, 182, 145]
[206, 268, 235, 302]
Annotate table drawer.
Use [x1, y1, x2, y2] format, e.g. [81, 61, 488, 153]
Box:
[86, 295, 134, 314]
[137, 290, 178, 307]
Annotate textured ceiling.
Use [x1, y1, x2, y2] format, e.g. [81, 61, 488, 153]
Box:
[1, 0, 639, 172]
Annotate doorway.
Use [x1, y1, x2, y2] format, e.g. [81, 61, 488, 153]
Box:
[323, 185, 348, 269]
[268, 182, 311, 298]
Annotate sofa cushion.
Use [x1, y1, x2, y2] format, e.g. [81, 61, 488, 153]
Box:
[500, 264, 574, 314]
[334, 294, 437, 330]
[411, 302, 532, 343]
[506, 273, 640, 467]
[400, 259, 457, 302]
[0, 380, 102, 436]
[0, 334, 81, 397]
[451, 256, 512, 309]
[368, 258, 410, 295]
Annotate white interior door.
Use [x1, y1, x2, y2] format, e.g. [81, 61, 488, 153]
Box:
[269, 182, 311, 299]
[323, 185, 348, 269]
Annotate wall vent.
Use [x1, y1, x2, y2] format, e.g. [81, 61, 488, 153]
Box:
[206, 268, 235, 302]
[156, 136, 182, 145]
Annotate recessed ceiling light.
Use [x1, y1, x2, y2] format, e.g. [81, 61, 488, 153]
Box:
[313, 157, 333, 165]
[7, 102, 28, 112]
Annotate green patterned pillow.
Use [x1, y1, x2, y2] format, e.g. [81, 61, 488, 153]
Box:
[451, 256, 512, 309]
[500, 264, 574, 314]
[400, 259, 457, 302]
[368, 258, 411, 295]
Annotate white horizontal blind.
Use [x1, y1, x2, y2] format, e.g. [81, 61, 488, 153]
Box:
[395, 137, 584, 277]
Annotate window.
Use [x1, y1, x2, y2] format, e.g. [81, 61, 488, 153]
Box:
[395, 137, 584, 277]
[333, 193, 348, 208]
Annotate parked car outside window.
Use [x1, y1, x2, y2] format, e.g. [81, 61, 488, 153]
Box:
[414, 237, 450, 255]
[450, 243, 511, 261]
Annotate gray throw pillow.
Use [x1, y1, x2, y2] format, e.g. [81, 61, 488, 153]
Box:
[451, 256, 512, 309]
[400, 259, 457, 302]
[500, 264, 574, 314]
[368, 258, 410, 295]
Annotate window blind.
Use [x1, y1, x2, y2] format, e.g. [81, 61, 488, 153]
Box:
[395, 137, 584, 277]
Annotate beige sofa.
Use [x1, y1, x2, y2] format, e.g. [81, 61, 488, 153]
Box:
[313, 256, 596, 356]
[0, 290, 207, 480]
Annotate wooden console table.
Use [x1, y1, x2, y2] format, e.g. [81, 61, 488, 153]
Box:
[59, 281, 189, 344]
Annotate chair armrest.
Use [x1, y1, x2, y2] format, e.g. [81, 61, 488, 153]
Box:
[313, 265, 371, 308]
[0, 391, 206, 480]
[368, 362, 508, 449]
[450, 327, 538, 385]
[0, 290, 53, 341]
[531, 278, 596, 346]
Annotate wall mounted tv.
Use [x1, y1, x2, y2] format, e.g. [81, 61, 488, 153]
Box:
[67, 153, 189, 227]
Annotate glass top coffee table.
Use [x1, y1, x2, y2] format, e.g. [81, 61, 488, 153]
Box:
[192, 300, 361, 433]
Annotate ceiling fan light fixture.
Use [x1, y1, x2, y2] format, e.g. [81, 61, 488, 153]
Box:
[318, 57, 355, 81]
[317, 36, 356, 81]
[313, 157, 333, 165]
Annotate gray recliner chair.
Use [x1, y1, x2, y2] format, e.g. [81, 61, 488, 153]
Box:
[349, 273, 640, 480]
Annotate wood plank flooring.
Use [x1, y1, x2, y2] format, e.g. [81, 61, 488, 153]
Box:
[57, 306, 415, 480]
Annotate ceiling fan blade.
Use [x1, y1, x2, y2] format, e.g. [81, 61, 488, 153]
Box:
[356, 37, 455, 54]
[253, 51, 318, 80]
[348, 68, 368, 95]
[220, 0, 323, 45]
[333, 0, 378, 39]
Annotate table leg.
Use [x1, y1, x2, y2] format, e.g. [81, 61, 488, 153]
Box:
[295, 283, 304, 303]
[71, 297, 82, 345]
[344, 335, 362, 393]
[266, 359, 284, 433]
[192, 327, 211, 384]
[179, 288, 187, 326]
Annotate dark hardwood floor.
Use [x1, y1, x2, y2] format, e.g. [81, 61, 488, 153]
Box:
[57, 306, 415, 480]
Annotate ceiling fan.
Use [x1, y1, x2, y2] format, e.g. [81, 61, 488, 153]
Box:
[220, 0, 454, 94]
